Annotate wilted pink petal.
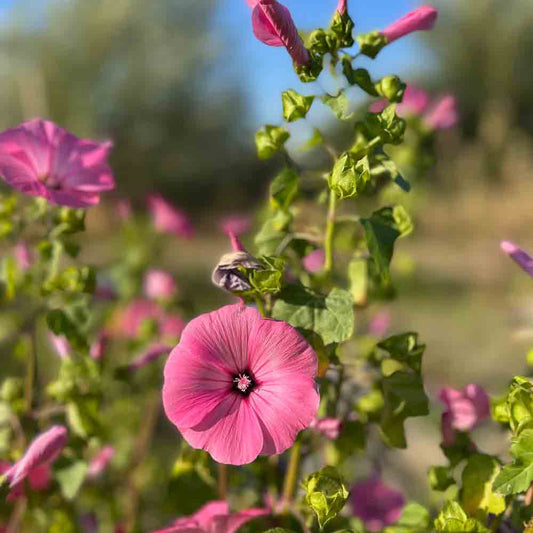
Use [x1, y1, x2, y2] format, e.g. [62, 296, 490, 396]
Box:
[368, 310, 391, 337]
[350, 477, 405, 532]
[163, 303, 319, 465]
[144, 269, 177, 300]
[501, 241, 533, 278]
[302, 249, 325, 273]
[220, 215, 251, 237]
[309, 417, 341, 440]
[0, 119, 114, 207]
[424, 95, 459, 130]
[251, 0, 310, 66]
[439, 384, 490, 434]
[381, 6, 438, 44]
[5, 426, 67, 490]
[49, 333, 71, 359]
[87, 445, 115, 479]
[128, 343, 171, 373]
[117, 199, 132, 221]
[90, 331, 109, 360]
[14, 242, 32, 271]
[148, 194, 194, 239]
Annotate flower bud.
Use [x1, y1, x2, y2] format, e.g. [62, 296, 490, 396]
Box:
[375, 76, 406, 104]
[381, 5, 438, 44]
[143, 269, 177, 300]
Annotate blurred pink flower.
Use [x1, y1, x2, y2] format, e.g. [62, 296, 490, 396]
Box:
[14, 242, 32, 271]
[368, 310, 391, 337]
[127, 343, 171, 373]
[49, 333, 71, 359]
[302, 249, 325, 273]
[501, 240, 533, 278]
[0, 119, 114, 207]
[151, 500, 268, 533]
[1, 461, 52, 501]
[90, 331, 109, 360]
[424, 95, 459, 130]
[117, 198, 132, 221]
[148, 194, 194, 239]
[5, 426, 67, 493]
[163, 303, 319, 465]
[350, 477, 405, 532]
[309, 417, 341, 440]
[160, 315, 186, 342]
[87, 445, 115, 479]
[251, 0, 310, 66]
[439, 384, 490, 445]
[370, 85, 430, 116]
[116, 298, 162, 338]
[381, 6, 438, 44]
[144, 269, 177, 300]
[219, 215, 251, 237]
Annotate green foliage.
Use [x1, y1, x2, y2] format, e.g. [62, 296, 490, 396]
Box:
[375, 76, 406, 103]
[356, 30, 388, 59]
[384, 502, 431, 533]
[492, 376, 533, 436]
[434, 501, 490, 533]
[281, 90, 315, 122]
[303, 466, 350, 529]
[255, 125, 290, 160]
[329, 153, 370, 199]
[429, 466, 456, 492]
[365, 105, 406, 145]
[330, 10, 355, 47]
[56, 460, 88, 500]
[270, 168, 299, 211]
[249, 256, 285, 296]
[322, 91, 354, 121]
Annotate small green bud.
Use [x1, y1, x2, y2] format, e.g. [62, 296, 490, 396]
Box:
[329, 153, 370, 199]
[356, 30, 388, 59]
[330, 10, 355, 48]
[53, 207, 86, 235]
[307, 29, 337, 56]
[255, 125, 290, 160]
[375, 75, 406, 103]
[281, 90, 314, 123]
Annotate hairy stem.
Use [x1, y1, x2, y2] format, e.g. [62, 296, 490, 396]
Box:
[282, 439, 302, 505]
[255, 296, 267, 318]
[324, 192, 338, 273]
[218, 463, 228, 500]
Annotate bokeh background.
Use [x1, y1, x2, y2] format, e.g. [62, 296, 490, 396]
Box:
[2, 0, 533, 514]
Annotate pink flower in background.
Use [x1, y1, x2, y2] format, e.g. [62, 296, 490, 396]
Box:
[49, 333, 71, 359]
[424, 95, 459, 130]
[370, 85, 430, 116]
[501, 241, 533, 278]
[350, 477, 405, 532]
[117, 298, 161, 338]
[117, 198, 132, 221]
[144, 269, 177, 300]
[368, 310, 391, 337]
[87, 445, 115, 479]
[5, 426, 67, 493]
[309, 417, 342, 440]
[302, 249, 325, 273]
[151, 500, 268, 533]
[220, 215, 251, 237]
[251, 0, 310, 66]
[1, 461, 52, 501]
[163, 303, 319, 465]
[90, 331, 109, 360]
[14, 242, 32, 271]
[148, 194, 194, 239]
[160, 315, 186, 341]
[439, 384, 490, 445]
[126, 343, 171, 373]
[0, 119, 114, 207]
[381, 6, 438, 44]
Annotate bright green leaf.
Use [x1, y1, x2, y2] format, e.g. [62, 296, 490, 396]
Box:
[282, 89, 314, 122]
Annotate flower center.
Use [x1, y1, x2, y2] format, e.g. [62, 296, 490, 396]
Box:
[233, 372, 255, 395]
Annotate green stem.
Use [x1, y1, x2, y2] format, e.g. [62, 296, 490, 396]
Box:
[217, 463, 228, 500]
[282, 439, 302, 505]
[255, 296, 266, 318]
[324, 192, 338, 273]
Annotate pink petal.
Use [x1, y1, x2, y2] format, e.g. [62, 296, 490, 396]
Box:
[27, 464, 51, 491]
[381, 5, 438, 44]
[185, 501, 229, 529]
[336, 0, 347, 15]
[501, 240, 533, 278]
[465, 384, 490, 421]
[424, 95, 459, 130]
[0, 153, 48, 199]
[212, 508, 269, 533]
[144, 270, 177, 300]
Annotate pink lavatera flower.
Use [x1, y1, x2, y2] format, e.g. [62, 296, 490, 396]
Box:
[302, 249, 325, 274]
[381, 5, 438, 44]
[151, 500, 268, 533]
[439, 384, 490, 445]
[87, 445, 115, 479]
[0, 119, 114, 207]
[49, 333, 71, 359]
[309, 417, 341, 440]
[251, 0, 310, 66]
[424, 95, 459, 130]
[90, 331, 109, 360]
[1, 461, 51, 501]
[219, 214, 251, 237]
[144, 269, 177, 300]
[4, 426, 67, 493]
[148, 194, 194, 239]
[350, 476, 405, 532]
[163, 303, 319, 465]
[501, 240, 533, 278]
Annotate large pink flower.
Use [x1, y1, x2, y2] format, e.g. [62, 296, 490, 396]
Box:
[251, 0, 310, 66]
[350, 477, 405, 532]
[501, 240, 533, 278]
[4, 426, 67, 493]
[0, 119, 114, 207]
[148, 194, 194, 239]
[381, 6, 438, 44]
[152, 500, 268, 533]
[163, 304, 319, 465]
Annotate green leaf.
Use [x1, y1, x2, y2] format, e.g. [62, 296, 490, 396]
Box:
[46, 309, 87, 350]
[322, 91, 354, 120]
[282, 89, 315, 122]
[330, 9, 354, 47]
[255, 125, 290, 160]
[493, 428, 533, 495]
[250, 256, 285, 295]
[264, 530, 297, 533]
[372, 153, 411, 192]
[303, 466, 350, 529]
[365, 105, 406, 145]
[356, 30, 388, 59]
[378, 332, 425, 373]
[434, 501, 489, 533]
[461, 454, 505, 518]
[66, 399, 101, 438]
[384, 502, 431, 533]
[341, 62, 378, 96]
[272, 285, 354, 345]
[329, 153, 370, 199]
[270, 168, 298, 211]
[254, 211, 292, 255]
[428, 466, 456, 492]
[301, 128, 324, 151]
[348, 255, 367, 305]
[56, 460, 88, 500]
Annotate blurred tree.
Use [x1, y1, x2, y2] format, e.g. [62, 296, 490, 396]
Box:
[0, 0, 267, 208]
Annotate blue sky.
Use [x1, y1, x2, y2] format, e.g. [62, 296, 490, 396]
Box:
[215, 0, 438, 126]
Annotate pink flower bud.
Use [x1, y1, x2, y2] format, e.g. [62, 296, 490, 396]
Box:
[87, 445, 115, 479]
[336, 0, 347, 15]
[14, 242, 32, 272]
[5, 426, 67, 490]
[424, 95, 459, 130]
[251, 0, 310, 66]
[144, 269, 177, 300]
[309, 417, 342, 440]
[381, 5, 438, 44]
[90, 331, 109, 360]
[302, 249, 325, 273]
[147, 194, 194, 239]
[368, 310, 391, 337]
[501, 241, 533, 278]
